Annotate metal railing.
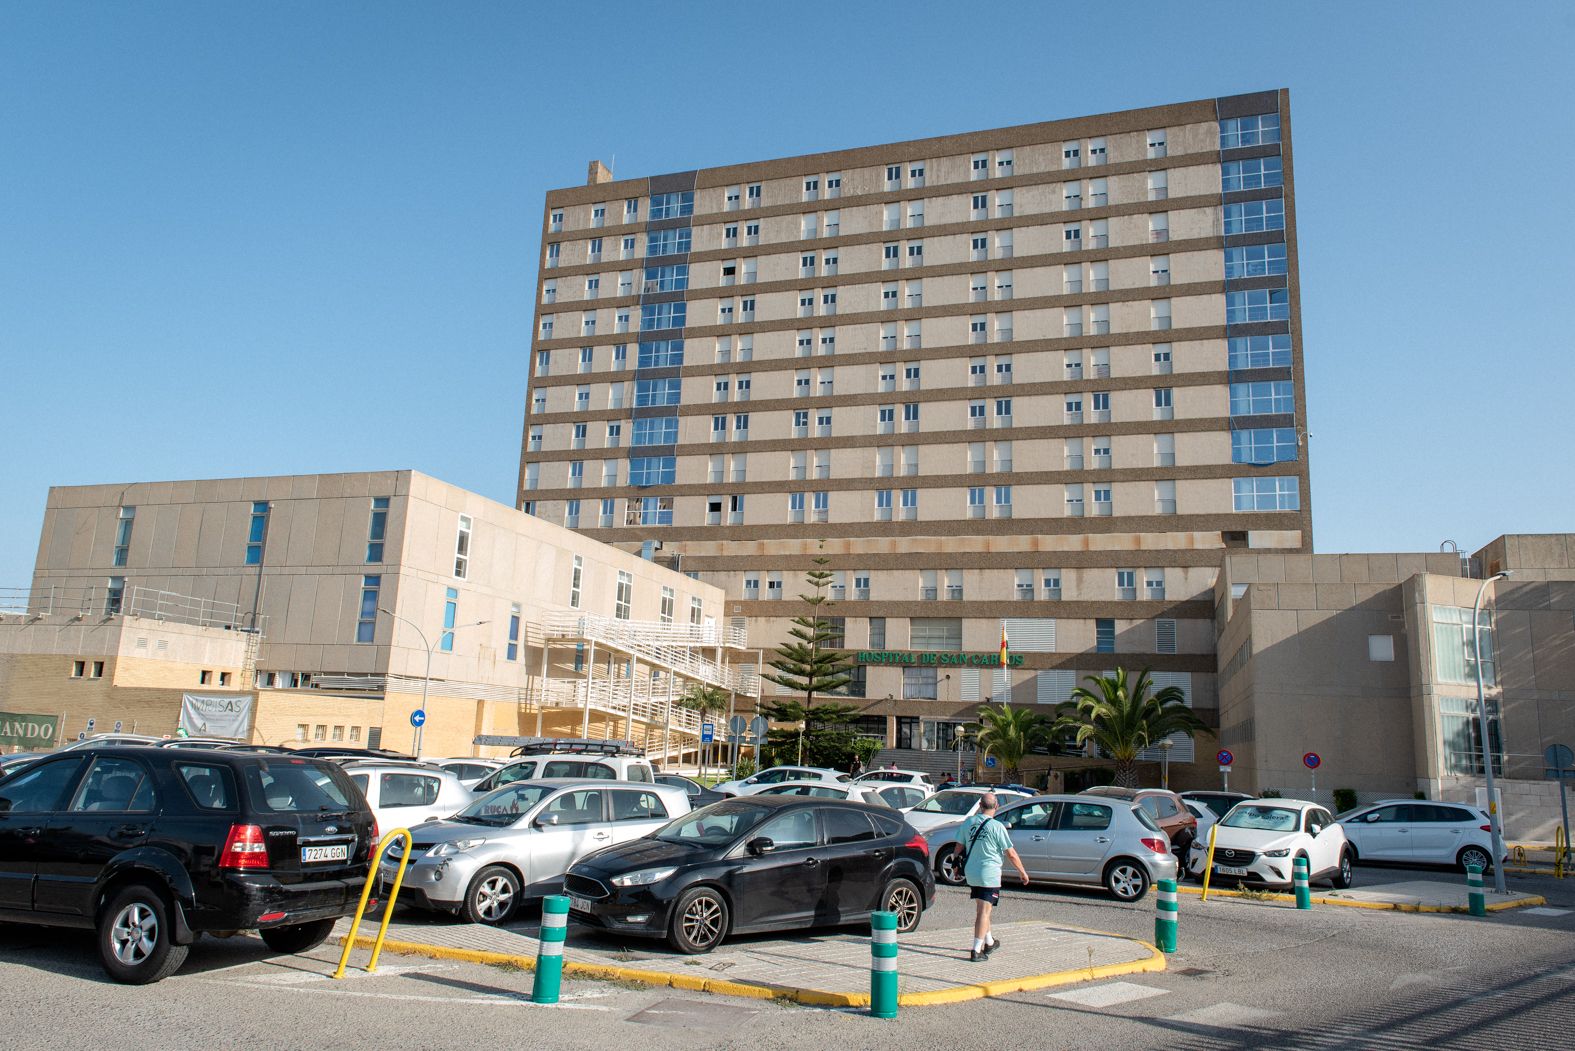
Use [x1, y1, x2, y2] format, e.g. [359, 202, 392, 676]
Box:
[542, 612, 759, 697]
[0, 585, 262, 632]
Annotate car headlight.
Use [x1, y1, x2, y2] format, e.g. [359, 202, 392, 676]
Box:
[1262, 848, 1290, 858]
[610, 866, 678, 887]
[426, 838, 486, 857]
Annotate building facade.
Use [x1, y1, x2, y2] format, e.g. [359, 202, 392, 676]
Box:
[3, 471, 756, 759]
[1216, 535, 1575, 839]
[519, 90, 1309, 778]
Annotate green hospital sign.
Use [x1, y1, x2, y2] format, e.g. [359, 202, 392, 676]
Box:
[856, 651, 1026, 668]
[0, 712, 60, 748]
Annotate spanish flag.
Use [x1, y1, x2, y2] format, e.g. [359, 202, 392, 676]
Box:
[999, 622, 1010, 667]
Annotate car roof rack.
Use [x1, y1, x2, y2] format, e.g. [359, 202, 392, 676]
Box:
[472, 735, 647, 759]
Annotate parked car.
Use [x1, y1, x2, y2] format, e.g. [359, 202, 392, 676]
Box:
[713, 766, 849, 797]
[1183, 799, 1218, 842]
[0, 746, 376, 983]
[1338, 800, 1502, 873]
[379, 779, 690, 924]
[1179, 790, 1255, 821]
[341, 762, 473, 835]
[927, 794, 1176, 902]
[469, 752, 656, 794]
[429, 758, 506, 788]
[852, 769, 932, 788]
[152, 738, 238, 750]
[59, 733, 162, 750]
[1185, 799, 1352, 889]
[565, 796, 935, 953]
[752, 781, 893, 806]
[902, 787, 1033, 834]
[289, 746, 416, 762]
[869, 784, 930, 810]
[0, 752, 43, 777]
[654, 774, 725, 807]
[1080, 786, 1198, 856]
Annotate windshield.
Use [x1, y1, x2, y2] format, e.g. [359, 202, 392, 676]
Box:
[654, 801, 771, 847]
[912, 791, 980, 815]
[1221, 805, 1300, 832]
[244, 760, 354, 813]
[455, 784, 554, 827]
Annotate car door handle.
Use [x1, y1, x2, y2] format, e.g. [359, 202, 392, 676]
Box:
[1396, 829, 1408, 834]
[15, 827, 43, 838]
[111, 825, 148, 839]
[1095, 837, 1111, 844]
[804, 857, 821, 867]
[1031, 835, 1046, 842]
[592, 832, 611, 840]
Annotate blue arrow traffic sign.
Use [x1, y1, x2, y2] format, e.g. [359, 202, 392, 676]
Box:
[410, 709, 426, 728]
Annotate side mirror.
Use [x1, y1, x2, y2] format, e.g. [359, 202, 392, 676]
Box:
[1364, 813, 1381, 823]
[1310, 824, 1324, 836]
[536, 813, 560, 828]
[746, 836, 775, 856]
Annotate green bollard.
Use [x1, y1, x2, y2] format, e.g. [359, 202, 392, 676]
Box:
[1154, 878, 1178, 952]
[532, 894, 570, 1004]
[1293, 855, 1312, 910]
[1466, 864, 1486, 917]
[870, 910, 899, 1019]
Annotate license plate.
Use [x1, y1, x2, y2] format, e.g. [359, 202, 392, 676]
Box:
[568, 895, 594, 913]
[1215, 864, 1249, 877]
[302, 844, 349, 863]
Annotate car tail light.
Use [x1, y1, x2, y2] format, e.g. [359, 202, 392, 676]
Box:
[905, 833, 929, 859]
[370, 820, 381, 857]
[257, 911, 287, 924]
[1140, 837, 1168, 854]
[1480, 824, 1492, 832]
[219, 824, 270, 870]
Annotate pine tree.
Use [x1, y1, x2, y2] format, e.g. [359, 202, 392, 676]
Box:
[760, 550, 854, 764]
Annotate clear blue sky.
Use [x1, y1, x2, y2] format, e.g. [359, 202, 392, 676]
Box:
[2, 1, 1571, 588]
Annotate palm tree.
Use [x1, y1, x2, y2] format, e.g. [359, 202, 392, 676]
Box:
[969, 703, 1053, 780]
[677, 682, 730, 778]
[1055, 668, 1209, 788]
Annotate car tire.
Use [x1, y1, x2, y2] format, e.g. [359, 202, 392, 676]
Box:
[1458, 845, 1493, 874]
[259, 918, 336, 954]
[1103, 859, 1151, 903]
[97, 884, 189, 985]
[462, 866, 521, 925]
[880, 878, 923, 933]
[667, 886, 729, 954]
[1330, 850, 1354, 889]
[936, 846, 967, 886]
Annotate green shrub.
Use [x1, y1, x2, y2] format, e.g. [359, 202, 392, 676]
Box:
[1333, 788, 1358, 814]
[731, 755, 757, 780]
[1414, 790, 1428, 800]
[1259, 788, 1282, 798]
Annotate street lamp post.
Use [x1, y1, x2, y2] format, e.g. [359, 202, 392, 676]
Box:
[378, 606, 487, 756]
[1472, 571, 1511, 895]
[1159, 738, 1174, 790]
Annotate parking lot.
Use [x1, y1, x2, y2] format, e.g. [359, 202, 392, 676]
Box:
[3, 864, 1572, 1050]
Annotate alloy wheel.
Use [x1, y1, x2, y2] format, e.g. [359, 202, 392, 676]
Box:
[1460, 847, 1491, 873]
[110, 903, 158, 966]
[1107, 863, 1145, 901]
[885, 882, 921, 930]
[681, 894, 725, 949]
[475, 876, 515, 922]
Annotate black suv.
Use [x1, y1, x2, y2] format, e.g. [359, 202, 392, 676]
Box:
[0, 746, 377, 983]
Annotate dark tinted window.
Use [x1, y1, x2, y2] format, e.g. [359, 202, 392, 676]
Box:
[244, 760, 353, 813]
[1361, 805, 1408, 823]
[72, 757, 155, 813]
[656, 775, 701, 795]
[381, 773, 441, 807]
[870, 812, 905, 837]
[495, 762, 537, 787]
[543, 761, 615, 779]
[1148, 795, 1180, 818]
[824, 808, 877, 844]
[0, 758, 84, 813]
[610, 790, 667, 821]
[756, 808, 819, 850]
[444, 763, 490, 781]
[1059, 802, 1113, 831]
[1430, 806, 1477, 823]
[176, 763, 238, 810]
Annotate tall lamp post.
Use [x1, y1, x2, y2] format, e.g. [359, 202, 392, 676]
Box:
[1159, 738, 1174, 790]
[378, 606, 487, 756]
[1472, 571, 1511, 895]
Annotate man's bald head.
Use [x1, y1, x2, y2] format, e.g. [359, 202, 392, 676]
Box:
[979, 792, 999, 813]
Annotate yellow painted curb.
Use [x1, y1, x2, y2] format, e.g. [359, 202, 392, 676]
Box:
[1174, 884, 1547, 914]
[335, 930, 1166, 1008]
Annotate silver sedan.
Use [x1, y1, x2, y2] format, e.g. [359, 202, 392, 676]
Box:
[924, 793, 1178, 902]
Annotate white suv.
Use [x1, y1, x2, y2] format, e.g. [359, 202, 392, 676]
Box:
[342, 761, 474, 834]
[1186, 799, 1353, 890]
[713, 765, 849, 797]
[469, 753, 656, 796]
[1338, 800, 1501, 872]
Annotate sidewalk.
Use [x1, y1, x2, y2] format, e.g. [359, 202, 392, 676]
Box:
[334, 912, 1163, 1007]
[1178, 878, 1545, 913]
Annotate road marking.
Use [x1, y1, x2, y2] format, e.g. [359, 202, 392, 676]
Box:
[1048, 981, 1168, 1008]
[197, 978, 612, 1011]
[1167, 1002, 1280, 1026]
[1523, 907, 1571, 916]
[244, 963, 458, 986]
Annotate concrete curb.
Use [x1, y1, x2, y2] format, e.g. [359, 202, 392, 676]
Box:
[334, 932, 1166, 1008]
[1174, 883, 1547, 914]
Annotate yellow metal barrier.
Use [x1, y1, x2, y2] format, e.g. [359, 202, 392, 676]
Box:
[1557, 827, 1568, 880]
[1199, 823, 1220, 902]
[333, 827, 413, 979]
[1512, 845, 1527, 865]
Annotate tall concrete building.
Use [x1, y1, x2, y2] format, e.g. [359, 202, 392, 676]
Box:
[519, 90, 1308, 783]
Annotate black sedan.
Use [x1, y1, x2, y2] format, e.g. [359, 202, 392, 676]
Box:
[564, 796, 935, 953]
[654, 773, 726, 807]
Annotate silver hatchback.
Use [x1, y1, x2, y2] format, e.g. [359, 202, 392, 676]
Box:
[925, 793, 1178, 902]
[381, 779, 690, 924]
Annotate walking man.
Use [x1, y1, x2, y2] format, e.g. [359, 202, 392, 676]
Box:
[957, 792, 1029, 961]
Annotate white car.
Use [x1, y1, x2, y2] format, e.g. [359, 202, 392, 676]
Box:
[1183, 800, 1218, 841]
[469, 752, 657, 795]
[1186, 799, 1353, 889]
[429, 757, 506, 788]
[902, 786, 1034, 833]
[1338, 800, 1501, 873]
[852, 769, 932, 788]
[342, 762, 474, 835]
[713, 766, 850, 796]
[752, 780, 893, 806]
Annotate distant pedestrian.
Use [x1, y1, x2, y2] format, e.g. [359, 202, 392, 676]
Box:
[850, 757, 865, 777]
[956, 792, 1029, 961]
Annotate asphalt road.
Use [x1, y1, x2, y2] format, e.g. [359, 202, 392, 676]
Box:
[3, 864, 1573, 1050]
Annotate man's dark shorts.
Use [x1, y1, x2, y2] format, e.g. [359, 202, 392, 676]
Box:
[969, 886, 1001, 905]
